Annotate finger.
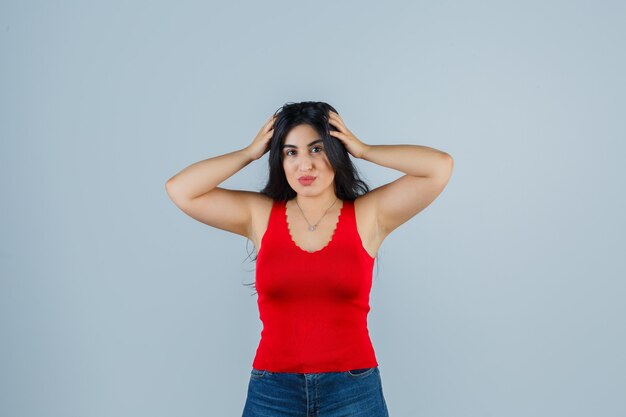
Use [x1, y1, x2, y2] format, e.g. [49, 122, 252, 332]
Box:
[263, 118, 275, 132]
[328, 113, 345, 126]
[328, 117, 346, 133]
[328, 116, 341, 125]
[329, 130, 345, 140]
[267, 116, 275, 124]
[329, 111, 342, 120]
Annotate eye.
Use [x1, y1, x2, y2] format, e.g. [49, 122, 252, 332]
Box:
[285, 149, 296, 156]
[311, 146, 323, 153]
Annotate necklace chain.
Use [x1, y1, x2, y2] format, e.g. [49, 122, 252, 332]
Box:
[295, 198, 339, 232]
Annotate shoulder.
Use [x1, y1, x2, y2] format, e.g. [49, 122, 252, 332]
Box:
[248, 193, 275, 219]
[353, 193, 376, 223]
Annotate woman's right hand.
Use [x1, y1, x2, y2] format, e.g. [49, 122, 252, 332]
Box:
[245, 115, 276, 161]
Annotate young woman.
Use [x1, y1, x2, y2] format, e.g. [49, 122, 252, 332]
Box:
[165, 101, 453, 416]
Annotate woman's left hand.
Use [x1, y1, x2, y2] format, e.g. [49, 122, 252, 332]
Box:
[328, 111, 370, 159]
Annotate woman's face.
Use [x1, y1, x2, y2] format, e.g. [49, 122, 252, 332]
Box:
[281, 124, 335, 197]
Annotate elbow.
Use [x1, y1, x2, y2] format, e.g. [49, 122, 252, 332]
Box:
[433, 153, 454, 180]
[165, 178, 180, 199]
[445, 153, 453, 170]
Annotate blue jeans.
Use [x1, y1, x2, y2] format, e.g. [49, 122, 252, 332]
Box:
[242, 366, 390, 416]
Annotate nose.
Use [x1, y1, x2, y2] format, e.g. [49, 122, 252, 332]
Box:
[298, 154, 313, 172]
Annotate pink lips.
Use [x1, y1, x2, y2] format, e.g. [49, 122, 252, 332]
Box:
[298, 176, 316, 185]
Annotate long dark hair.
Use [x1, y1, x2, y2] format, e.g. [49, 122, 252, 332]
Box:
[242, 101, 379, 294]
[259, 101, 370, 201]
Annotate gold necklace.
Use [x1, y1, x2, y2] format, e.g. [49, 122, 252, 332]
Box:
[295, 198, 339, 232]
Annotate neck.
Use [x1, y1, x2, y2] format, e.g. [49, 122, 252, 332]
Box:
[294, 192, 339, 212]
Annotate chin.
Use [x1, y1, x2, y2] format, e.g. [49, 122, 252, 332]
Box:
[295, 186, 314, 194]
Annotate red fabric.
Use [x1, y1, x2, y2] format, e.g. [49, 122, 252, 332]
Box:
[252, 199, 379, 373]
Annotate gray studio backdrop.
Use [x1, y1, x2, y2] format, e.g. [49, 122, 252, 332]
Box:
[1, 1, 625, 416]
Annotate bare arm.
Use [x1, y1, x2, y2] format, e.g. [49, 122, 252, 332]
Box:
[358, 144, 453, 234]
[359, 144, 451, 178]
[328, 111, 453, 236]
[165, 148, 255, 200]
[164, 115, 276, 237]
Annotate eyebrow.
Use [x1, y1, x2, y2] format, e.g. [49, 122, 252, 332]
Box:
[282, 139, 323, 149]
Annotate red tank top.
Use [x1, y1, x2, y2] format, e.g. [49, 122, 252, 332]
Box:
[251, 198, 379, 373]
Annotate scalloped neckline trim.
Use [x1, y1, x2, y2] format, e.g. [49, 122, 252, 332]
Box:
[284, 199, 346, 254]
